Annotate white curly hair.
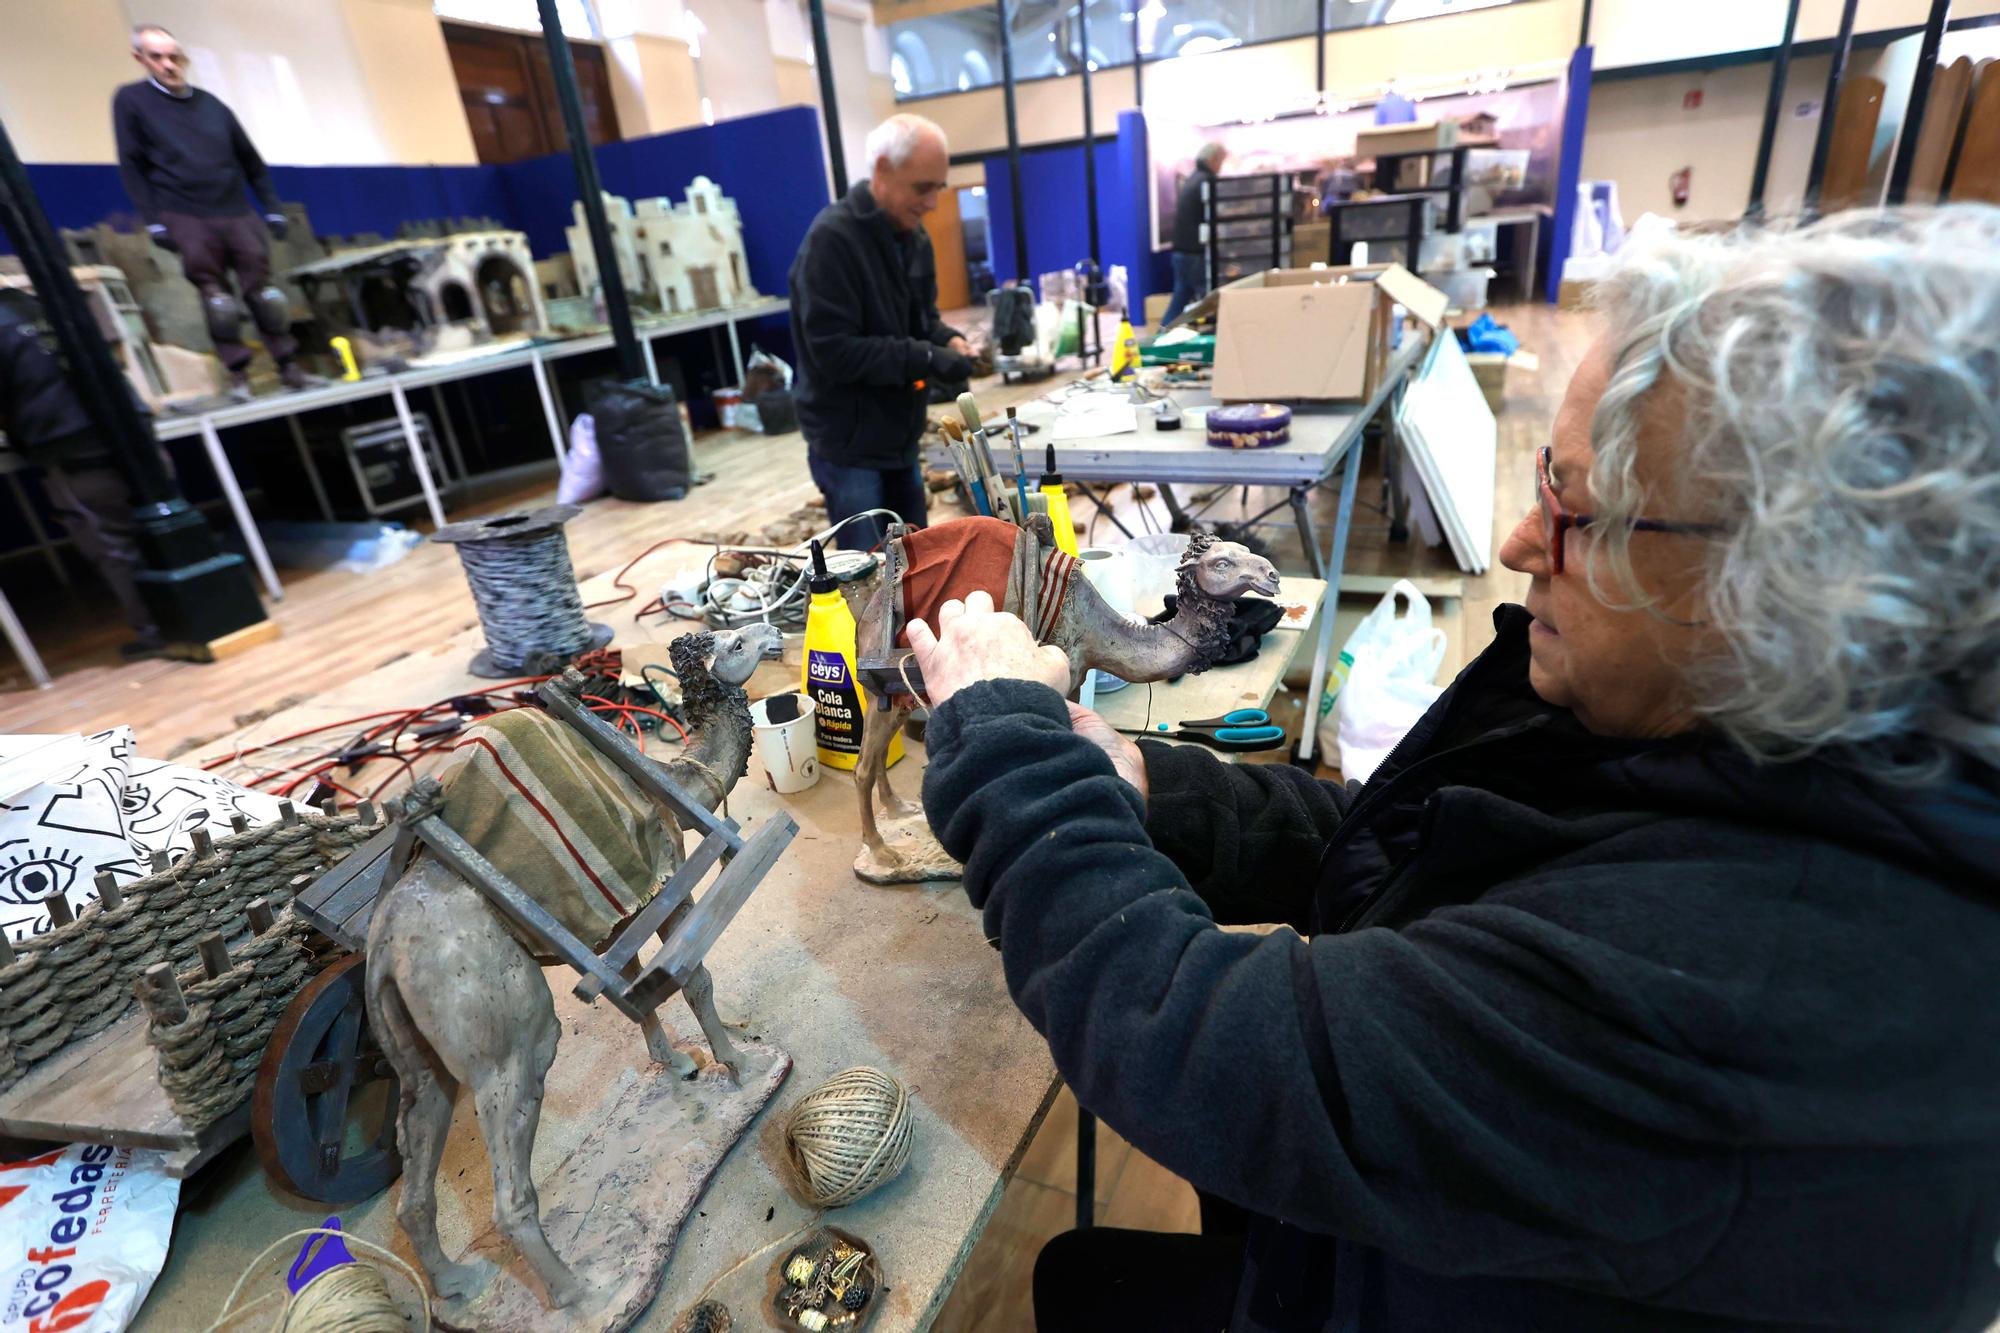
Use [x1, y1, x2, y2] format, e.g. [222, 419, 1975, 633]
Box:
[1584, 206, 2000, 786]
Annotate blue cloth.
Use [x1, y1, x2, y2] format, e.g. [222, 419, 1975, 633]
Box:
[807, 453, 928, 551]
[1161, 252, 1208, 326]
[1459, 312, 1520, 357]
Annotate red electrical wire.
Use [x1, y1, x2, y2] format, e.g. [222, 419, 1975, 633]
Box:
[583, 537, 713, 615]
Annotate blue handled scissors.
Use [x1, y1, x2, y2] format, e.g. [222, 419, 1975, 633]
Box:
[1116, 708, 1286, 752]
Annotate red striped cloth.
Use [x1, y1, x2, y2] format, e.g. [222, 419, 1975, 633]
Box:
[896, 516, 1070, 647]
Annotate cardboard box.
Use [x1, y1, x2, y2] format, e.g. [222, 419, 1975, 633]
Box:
[1464, 351, 1508, 415]
[1210, 263, 1449, 404]
[1557, 277, 1597, 311]
[1355, 120, 1458, 159]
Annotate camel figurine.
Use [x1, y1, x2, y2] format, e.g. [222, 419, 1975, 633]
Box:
[849, 520, 1279, 882]
[365, 624, 782, 1312]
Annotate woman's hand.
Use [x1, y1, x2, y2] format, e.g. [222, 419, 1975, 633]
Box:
[1067, 703, 1149, 801]
[906, 590, 1072, 708]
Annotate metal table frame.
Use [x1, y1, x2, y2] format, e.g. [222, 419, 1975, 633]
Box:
[149, 297, 787, 603]
[986, 333, 1425, 773]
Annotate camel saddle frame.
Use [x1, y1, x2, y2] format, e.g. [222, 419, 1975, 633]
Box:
[292, 668, 797, 1023]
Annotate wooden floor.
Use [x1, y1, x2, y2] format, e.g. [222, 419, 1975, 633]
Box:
[0, 300, 1595, 1330]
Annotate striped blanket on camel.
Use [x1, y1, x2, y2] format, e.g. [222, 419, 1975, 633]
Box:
[432, 706, 677, 951]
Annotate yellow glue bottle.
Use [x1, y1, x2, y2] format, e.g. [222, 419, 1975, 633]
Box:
[802, 540, 902, 771]
[1038, 443, 1079, 557]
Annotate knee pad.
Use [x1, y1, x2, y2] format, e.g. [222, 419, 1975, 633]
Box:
[248, 285, 291, 337]
[203, 291, 245, 344]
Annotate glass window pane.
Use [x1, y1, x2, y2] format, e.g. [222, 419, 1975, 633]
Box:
[888, 0, 1535, 101]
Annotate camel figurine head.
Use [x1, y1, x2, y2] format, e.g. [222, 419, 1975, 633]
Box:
[1178, 530, 1281, 603]
[705, 624, 785, 686]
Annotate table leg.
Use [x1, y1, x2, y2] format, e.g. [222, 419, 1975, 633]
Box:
[1288, 486, 1328, 579]
[430, 385, 469, 483]
[0, 587, 52, 690]
[197, 418, 283, 603]
[642, 335, 660, 388]
[285, 415, 336, 524]
[7, 471, 71, 587]
[1296, 439, 1364, 765]
[1075, 482, 1136, 540]
[389, 382, 447, 531]
[1158, 483, 1190, 530]
[726, 316, 746, 385]
[1076, 1106, 1096, 1229]
[531, 349, 568, 464]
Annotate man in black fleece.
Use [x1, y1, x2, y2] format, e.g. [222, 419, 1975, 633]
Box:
[789, 113, 973, 550]
[113, 24, 305, 398]
[906, 211, 2000, 1330]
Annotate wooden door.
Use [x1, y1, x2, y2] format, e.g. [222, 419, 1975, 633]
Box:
[1905, 56, 1975, 203]
[1951, 60, 2000, 203]
[443, 22, 621, 166]
[923, 190, 971, 314]
[1819, 75, 1885, 212]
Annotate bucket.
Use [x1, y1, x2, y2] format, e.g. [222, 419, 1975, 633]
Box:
[712, 386, 744, 429]
[1076, 548, 1131, 694]
[750, 692, 820, 794]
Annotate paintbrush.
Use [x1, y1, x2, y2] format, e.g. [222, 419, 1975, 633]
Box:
[1007, 407, 1030, 521]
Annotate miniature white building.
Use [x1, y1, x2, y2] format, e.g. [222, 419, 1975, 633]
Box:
[565, 178, 756, 315]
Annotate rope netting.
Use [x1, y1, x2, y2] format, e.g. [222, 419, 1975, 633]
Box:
[0, 804, 374, 1096]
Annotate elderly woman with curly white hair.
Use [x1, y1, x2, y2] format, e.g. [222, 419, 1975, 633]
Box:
[906, 208, 2000, 1332]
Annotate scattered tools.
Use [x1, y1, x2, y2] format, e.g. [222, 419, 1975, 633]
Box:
[1115, 708, 1287, 752]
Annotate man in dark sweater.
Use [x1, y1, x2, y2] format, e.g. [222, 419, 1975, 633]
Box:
[0, 294, 161, 654]
[114, 24, 305, 400]
[789, 113, 972, 551]
[1162, 142, 1226, 326]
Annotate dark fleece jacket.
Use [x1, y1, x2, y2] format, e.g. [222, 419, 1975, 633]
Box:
[921, 605, 2000, 1332]
[787, 183, 961, 469]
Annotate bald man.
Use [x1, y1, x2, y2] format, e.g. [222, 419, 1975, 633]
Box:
[788, 113, 973, 551]
[114, 23, 309, 400]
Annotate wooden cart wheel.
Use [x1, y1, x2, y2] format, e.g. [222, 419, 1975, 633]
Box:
[253, 953, 401, 1204]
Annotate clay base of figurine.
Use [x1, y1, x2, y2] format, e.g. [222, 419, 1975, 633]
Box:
[853, 813, 963, 885]
[430, 1039, 791, 1333]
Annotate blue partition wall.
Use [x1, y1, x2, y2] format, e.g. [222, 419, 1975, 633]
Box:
[982, 110, 1166, 309]
[17, 106, 830, 298]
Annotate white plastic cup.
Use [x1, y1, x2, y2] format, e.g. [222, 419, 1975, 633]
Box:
[750, 693, 820, 794]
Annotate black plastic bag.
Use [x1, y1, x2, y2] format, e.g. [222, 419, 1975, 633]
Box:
[588, 378, 691, 501]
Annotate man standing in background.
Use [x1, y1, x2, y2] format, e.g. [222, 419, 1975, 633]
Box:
[789, 113, 974, 551]
[113, 24, 311, 401]
[1162, 142, 1227, 326]
[0, 293, 162, 658]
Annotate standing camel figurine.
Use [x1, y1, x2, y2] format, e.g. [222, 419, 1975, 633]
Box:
[365, 624, 782, 1312]
[847, 518, 1278, 882]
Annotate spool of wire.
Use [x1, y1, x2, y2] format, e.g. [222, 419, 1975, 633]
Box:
[431, 504, 612, 678]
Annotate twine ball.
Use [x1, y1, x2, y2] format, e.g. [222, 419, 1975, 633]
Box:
[784, 1066, 914, 1208]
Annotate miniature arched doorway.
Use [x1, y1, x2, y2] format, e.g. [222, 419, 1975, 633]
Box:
[438, 280, 475, 323]
[476, 256, 536, 334]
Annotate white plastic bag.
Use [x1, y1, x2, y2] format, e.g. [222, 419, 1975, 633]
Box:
[557, 412, 604, 505]
[1314, 580, 1447, 782]
[0, 1144, 181, 1333]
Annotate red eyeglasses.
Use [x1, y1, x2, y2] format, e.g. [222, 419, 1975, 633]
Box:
[1538, 446, 1720, 575]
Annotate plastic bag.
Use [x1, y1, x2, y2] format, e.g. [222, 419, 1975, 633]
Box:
[587, 380, 691, 502]
[557, 411, 604, 505]
[741, 347, 792, 398]
[0, 1144, 181, 1333]
[1314, 580, 1447, 781]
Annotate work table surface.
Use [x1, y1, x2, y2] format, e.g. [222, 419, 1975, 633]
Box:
[130, 567, 1059, 1333]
